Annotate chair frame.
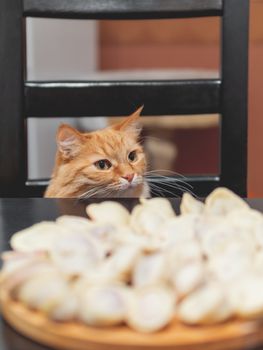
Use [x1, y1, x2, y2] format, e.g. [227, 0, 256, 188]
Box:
[0, 0, 249, 197]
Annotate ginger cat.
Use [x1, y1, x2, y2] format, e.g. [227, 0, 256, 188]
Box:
[45, 107, 150, 198]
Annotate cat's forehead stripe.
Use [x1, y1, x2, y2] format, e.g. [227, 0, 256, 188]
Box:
[91, 132, 136, 161]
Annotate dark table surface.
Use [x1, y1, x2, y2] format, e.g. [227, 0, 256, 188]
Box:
[1, 197, 263, 350]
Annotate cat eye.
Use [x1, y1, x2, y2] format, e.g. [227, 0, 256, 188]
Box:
[128, 150, 137, 162]
[95, 159, 112, 170]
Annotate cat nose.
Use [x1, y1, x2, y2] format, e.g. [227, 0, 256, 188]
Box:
[122, 173, 134, 183]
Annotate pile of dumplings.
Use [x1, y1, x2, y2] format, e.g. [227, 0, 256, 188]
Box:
[1, 187, 263, 333]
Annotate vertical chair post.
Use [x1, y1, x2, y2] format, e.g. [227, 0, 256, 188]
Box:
[220, 0, 249, 196]
[0, 0, 27, 196]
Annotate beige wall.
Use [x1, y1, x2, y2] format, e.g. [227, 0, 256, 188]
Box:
[26, 19, 98, 179]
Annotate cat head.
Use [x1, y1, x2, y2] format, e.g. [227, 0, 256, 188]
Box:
[52, 106, 147, 198]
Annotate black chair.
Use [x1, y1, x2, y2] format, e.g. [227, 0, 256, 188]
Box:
[0, 0, 249, 197]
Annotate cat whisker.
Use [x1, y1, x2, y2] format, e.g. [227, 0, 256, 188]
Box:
[144, 171, 193, 189]
[79, 182, 125, 199]
[147, 180, 181, 198]
[78, 185, 107, 199]
[150, 183, 182, 198]
[146, 177, 195, 197]
[148, 183, 164, 197]
[144, 169, 189, 181]
[150, 180, 195, 197]
[145, 175, 193, 192]
[146, 176, 193, 192]
[149, 182, 180, 198]
[105, 187, 122, 198]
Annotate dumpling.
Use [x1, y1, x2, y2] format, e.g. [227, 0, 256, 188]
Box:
[78, 284, 128, 326]
[10, 222, 69, 252]
[126, 285, 176, 333]
[205, 187, 249, 216]
[178, 283, 232, 325]
[132, 253, 168, 287]
[180, 193, 204, 215]
[86, 201, 130, 226]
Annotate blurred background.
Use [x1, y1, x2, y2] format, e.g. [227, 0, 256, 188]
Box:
[27, 1, 261, 197]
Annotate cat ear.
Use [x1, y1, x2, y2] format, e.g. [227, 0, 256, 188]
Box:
[56, 124, 84, 159]
[114, 105, 144, 136]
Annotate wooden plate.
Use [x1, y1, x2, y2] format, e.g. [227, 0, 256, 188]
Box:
[1, 291, 263, 350]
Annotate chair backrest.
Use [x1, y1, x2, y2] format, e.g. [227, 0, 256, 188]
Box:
[0, 0, 249, 197]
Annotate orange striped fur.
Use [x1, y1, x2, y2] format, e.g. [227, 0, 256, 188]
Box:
[45, 107, 150, 198]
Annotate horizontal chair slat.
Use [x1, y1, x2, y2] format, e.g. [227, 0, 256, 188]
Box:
[25, 80, 221, 117]
[23, 0, 223, 19]
[25, 176, 220, 198]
